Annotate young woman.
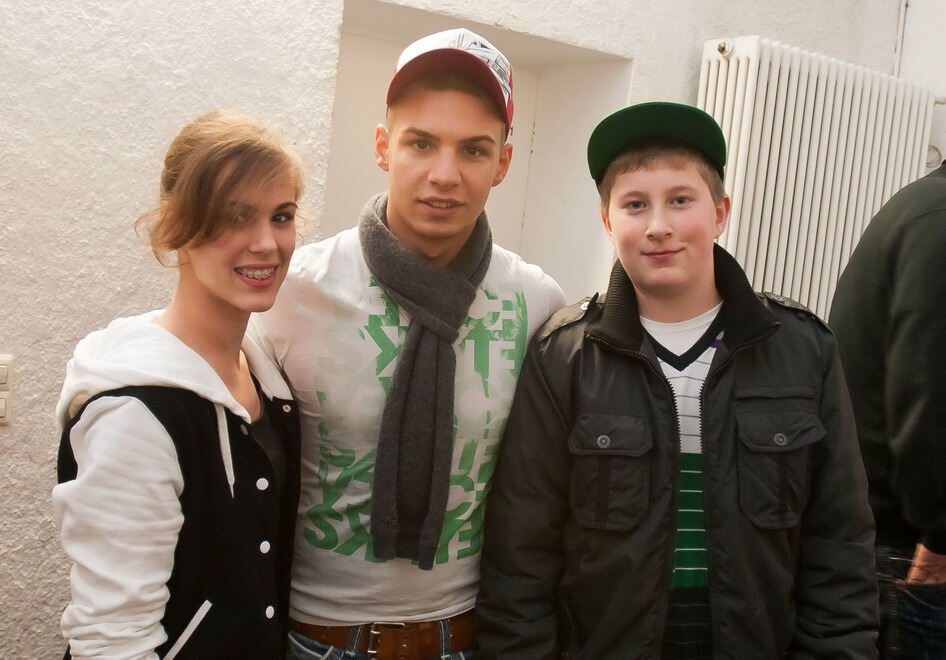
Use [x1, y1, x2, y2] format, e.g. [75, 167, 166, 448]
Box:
[53, 111, 304, 659]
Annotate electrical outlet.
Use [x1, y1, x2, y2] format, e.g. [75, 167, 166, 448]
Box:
[0, 354, 13, 425]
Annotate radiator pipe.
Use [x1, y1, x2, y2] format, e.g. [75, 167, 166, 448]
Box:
[893, 0, 907, 78]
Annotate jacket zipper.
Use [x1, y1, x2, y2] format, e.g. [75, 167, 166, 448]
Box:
[697, 369, 717, 653]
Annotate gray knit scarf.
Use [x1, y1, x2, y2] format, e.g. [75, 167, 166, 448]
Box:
[359, 192, 492, 569]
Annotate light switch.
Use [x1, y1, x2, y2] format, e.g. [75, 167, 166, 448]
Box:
[0, 354, 11, 390]
[0, 355, 13, 424]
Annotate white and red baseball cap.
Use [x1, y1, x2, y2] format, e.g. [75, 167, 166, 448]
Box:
[386, 28, 514, 129]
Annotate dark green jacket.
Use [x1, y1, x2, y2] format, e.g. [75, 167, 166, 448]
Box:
[477, 247, 878, 659]
[829, 162, 946, 553]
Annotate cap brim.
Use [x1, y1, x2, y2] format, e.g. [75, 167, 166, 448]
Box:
[587, 102, 726, 183]
[386, 49, 511, 127]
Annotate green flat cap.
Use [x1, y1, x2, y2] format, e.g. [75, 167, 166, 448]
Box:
[587, 101, 727, 183]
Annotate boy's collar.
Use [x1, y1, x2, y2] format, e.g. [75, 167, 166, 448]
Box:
[589, 245, 777, 350]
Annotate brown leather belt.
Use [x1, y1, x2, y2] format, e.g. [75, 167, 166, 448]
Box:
[288, 610, 474, 658]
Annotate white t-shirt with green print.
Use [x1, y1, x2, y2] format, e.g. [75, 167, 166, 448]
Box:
[250, 226, 565, 626]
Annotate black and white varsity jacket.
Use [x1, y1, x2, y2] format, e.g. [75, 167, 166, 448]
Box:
[53, 311, 300, 659]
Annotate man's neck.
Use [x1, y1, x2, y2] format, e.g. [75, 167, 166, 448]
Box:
[384, 205, 477, 267]
[405, 237, 466, 267]
[635, 284, 723, 323]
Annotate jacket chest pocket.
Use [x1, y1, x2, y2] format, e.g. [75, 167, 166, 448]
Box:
[735, 410, 824, 529]
[567, 413, 653, 531]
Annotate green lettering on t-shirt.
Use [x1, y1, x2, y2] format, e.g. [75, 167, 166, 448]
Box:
[302, 282, 531, 564]
[303, 445, 383, 562]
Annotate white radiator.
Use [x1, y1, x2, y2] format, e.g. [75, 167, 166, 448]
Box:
[698, 36, 935, 319]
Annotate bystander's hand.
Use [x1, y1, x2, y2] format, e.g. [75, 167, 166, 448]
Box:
[906, 542, 946, 584]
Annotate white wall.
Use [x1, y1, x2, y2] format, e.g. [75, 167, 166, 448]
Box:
[0, 2, 344, 654]
[519, 61, 632, 297]
[0, 0, 906, 655]
[899, 0, 946, 169]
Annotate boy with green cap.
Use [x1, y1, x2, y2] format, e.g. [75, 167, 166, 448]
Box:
[476, 102, 878, 658]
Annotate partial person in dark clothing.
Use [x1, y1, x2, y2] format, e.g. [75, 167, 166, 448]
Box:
[830, 160, 946, 660]
[476, 101, 879, 659]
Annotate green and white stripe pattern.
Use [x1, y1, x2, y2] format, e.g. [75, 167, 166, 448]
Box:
[642, 306, 722, 659]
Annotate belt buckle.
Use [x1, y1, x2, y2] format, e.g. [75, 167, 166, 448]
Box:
[367, 621, 407, 657]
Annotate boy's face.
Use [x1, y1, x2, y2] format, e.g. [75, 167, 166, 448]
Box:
[375, 86, 512, 265]
[602, 160, 730, 319]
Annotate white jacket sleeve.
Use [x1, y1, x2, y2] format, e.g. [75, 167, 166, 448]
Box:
[53, 396, 185, 660]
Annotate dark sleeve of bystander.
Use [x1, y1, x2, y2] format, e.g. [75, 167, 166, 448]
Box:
[884, 210, 946, 556]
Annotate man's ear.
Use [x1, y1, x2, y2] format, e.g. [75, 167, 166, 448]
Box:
[600, 207, 613, 238]
[374, 124, 390, 172]
[491, 143, 513, 187]
[714, 194, 732, 239]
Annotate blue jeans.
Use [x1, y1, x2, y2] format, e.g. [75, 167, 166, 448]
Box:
[876, 545, 946, 659]
[286, 629, 476, 660]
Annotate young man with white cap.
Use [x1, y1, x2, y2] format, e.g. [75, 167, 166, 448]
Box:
[251, 28, 565, 659]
